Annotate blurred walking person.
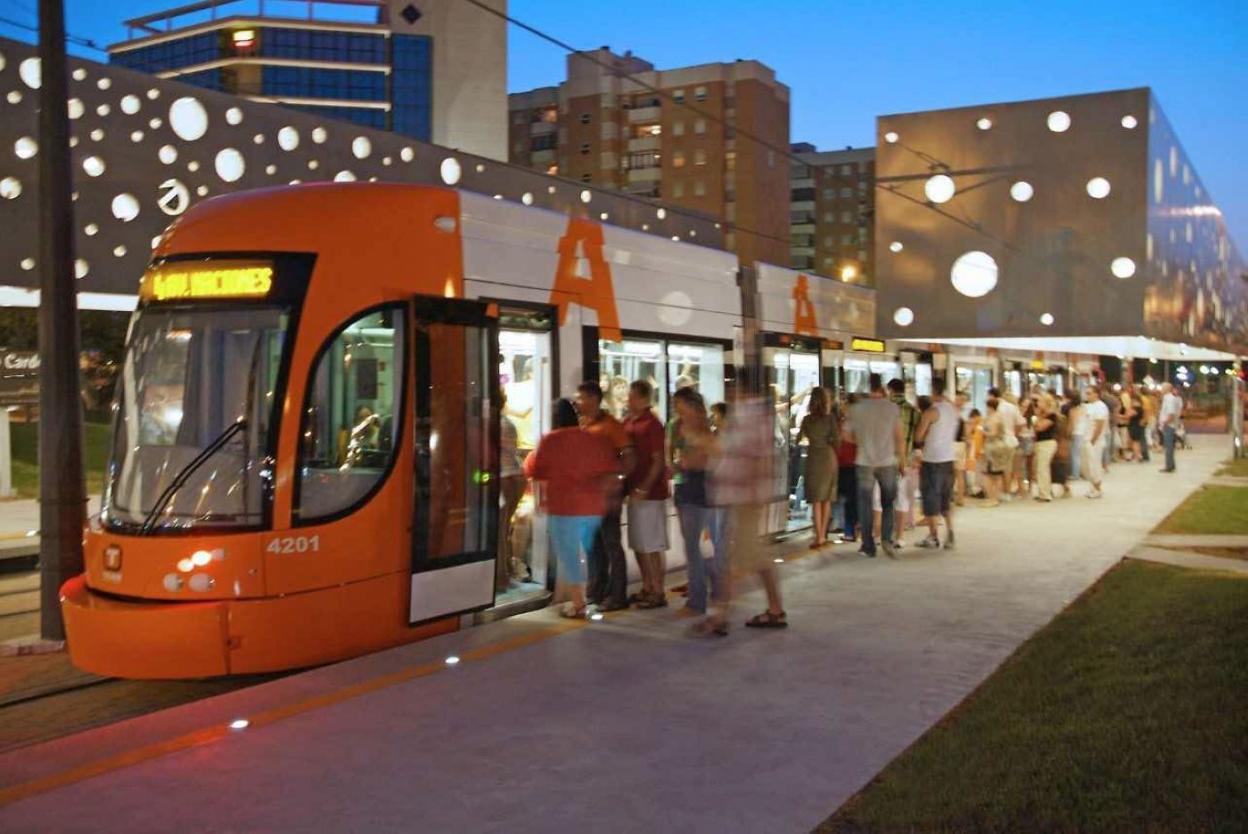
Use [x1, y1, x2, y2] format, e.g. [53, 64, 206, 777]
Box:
[914, 380, 958, 550]
[800, 387, 839, 548]
[671, 387, 726, 620]
[524, 399, 621, 618]
[848, 374, 903, 559]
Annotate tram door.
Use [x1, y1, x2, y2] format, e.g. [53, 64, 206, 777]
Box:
[764, 344, 821, 532]
[408, 297, 500, 625]
[496, 307, 555, 606]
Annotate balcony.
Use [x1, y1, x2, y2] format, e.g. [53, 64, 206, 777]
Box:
[791, 223, 815, 235]
[628, 135, 660, 153]
[530, 120, 557, 136]
[627, 167, 662, 184]
[791, 200, 815, 213]
[628, 106, 661, 123]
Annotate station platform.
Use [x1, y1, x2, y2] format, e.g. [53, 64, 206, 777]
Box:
[0, 437, 1230, 833]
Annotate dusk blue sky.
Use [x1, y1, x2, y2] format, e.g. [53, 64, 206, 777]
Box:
[4, 0, 1245, 244]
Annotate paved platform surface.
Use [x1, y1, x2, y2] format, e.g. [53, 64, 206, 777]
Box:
[0, 437, 1230, 833]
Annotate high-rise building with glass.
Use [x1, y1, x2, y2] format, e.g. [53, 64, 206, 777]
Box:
[108, 0, 506, 159]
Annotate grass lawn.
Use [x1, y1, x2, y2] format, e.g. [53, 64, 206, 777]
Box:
[7, 422, 111, 499]
[819, 560, 1248, 834]
[1156, 485, 1248, 535]
[1215, 458, 1248, 478]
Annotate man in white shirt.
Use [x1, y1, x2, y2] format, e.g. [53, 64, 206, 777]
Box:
[1158, 382, 1184, 473]
[1080, 387, 1110, 498]
[988, 387, 1025, 497]
[915, 380, 960, 550]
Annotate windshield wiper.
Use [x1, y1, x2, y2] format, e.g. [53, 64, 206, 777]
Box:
[140, 419, 248, 535]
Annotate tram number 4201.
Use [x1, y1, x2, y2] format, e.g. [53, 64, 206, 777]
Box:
[265, 535, 321, 555]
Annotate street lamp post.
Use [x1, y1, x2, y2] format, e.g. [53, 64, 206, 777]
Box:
[37, 0, 86, 641]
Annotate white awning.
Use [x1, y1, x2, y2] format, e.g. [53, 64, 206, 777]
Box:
[899, 335, 1240, 362]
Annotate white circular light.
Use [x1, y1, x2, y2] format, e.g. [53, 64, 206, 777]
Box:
[96, 78, 111, 90]
[19, 57, 41, 89]
[20, 258, 35, 271]
[72, 68, 86, 81]
[113, 245, 127, 257]
[924, 174, 956, 204]
[657, 208, 667, 220]
[351, 136, 372, 159]
[84, 223, 98, 236]
[196, 185, 209, 197]
[382, 156, 392, 166]
[158, 145, 177, 164]
[90, 128, 104, 142]
[265, 164, 276, 175]
[68, 137, 78, 148]
[149, 117, 162, 129]
[475, 163, 485, 173]
[67, 98, 83, 119]
[14, 136, 37, 159]
[229, 718, 249, 730]
[162, 573, 182, 592]
[147, 88, 160, 100]
[976, 117, 992, 130]
[1086, 177, 1111, 199]
[334, 170, 357, 182]
[521, 192, 533, 205]
[440, 157, 461, 185]
[277, 126, 299, 151]
[252, 133, 264, 145]
[74, 259, 88, 279]
[0, 176, 20, 199]
[130, 130, 144, 142]
[1110, 257, 1136, 279]
[96, 103, 110, 117]
[311, 126, 327, 144]
[120, 94, 141, 115]
[599, 212, 609, 220]
[889, 241, 903, 253]
[6, 90, 21, 104]
[1047, 111, 1071, 132]
[580, 189, 592, 204]
[169, 97, 208, 141]
[307, 160, 318, 170]
[111, 193, 140, 222]
[225, 106, 243, 125]
[188, 573, 212, 592]
[1010, 181, 1034, 202]
[884, 131, 899, 143]
[151, 236, 162, 249]
[445, 655, 460, 666]
[400, 146, 414, 162]
[1040, 313, 1054, 326]
[893, 307, 915, 327]
[950, 250, 998, 298]
[187, 160, 200, 172]
[1121, 115, 1138, 129]
[214, 148, 245, 182]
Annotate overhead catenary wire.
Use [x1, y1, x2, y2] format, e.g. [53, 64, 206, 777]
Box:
[0, 10, 106, 52]
[453, 0, 1015, 259]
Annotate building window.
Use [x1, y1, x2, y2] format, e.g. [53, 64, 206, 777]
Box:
[673, 151, 685, 168]
[672, 89, 685, 103]
[694, 149, 707, 166]
[842, 234, 854, 246]
[672, 180, 684, 198]
[822, 212, 834, 223]
[767, 150, 775, 167]
[823, 236, 834, 248]
[531, 133, 557, 152]
[597, 338, 726, 421]
[725, 151, 736, 173]
[580, 112, 591, 124]
[580, 142, 590, 155]
[581, 173, 592, 183]
[841, 187, 853, 198]
[694, 118, 706, 134]
[841, 211, 853, 224]
[841, 164, 852, 175]
[673, 121, 685, 136]
[694, 86, 707, 102]
[626, 151, 661, 170]
[694, 180, 706, 196]
[822, 188, 835, 200]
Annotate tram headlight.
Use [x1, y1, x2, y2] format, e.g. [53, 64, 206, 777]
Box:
[103, 544, 123, 571]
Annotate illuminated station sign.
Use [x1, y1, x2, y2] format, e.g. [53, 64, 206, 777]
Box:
[139, 261, 274, 302]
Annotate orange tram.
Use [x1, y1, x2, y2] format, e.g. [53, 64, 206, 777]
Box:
[62, 182, 868, 679]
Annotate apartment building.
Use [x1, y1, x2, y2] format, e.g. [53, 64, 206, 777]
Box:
[789, 143, 875, 285]
[508, 48, 791, 266]
[109, 0, 508, 159]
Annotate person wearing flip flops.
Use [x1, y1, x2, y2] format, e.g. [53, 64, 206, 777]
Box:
[622, 380, 671, 609]
[524, 398, 621, 619]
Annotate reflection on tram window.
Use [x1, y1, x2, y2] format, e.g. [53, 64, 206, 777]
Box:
[296, 307, 404, 521]
[598, 338, 666, 419]
[668, 342, 725, 413]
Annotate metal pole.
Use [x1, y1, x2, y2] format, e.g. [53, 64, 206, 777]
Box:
[37, 0, 86, 641]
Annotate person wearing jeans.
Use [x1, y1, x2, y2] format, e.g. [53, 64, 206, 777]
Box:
[671, 387, 726, 616]
[846, 374, 904, 559]
[1158, 382, 1183, 473]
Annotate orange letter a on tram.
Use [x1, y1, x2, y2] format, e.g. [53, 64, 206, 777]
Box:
[550, 218, 622, 342]
[793, 273, 818, 336]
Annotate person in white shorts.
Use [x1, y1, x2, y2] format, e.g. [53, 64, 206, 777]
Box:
[1078, 387, 1110, 498]
[622, 380, 671, 608]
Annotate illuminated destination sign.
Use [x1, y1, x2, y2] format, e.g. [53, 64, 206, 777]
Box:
[850, 337, 887, 353]
[140, 261, 274, 302]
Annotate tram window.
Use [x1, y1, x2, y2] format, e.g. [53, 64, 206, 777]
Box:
[668, 341, 725, 410]
[598, 338, 666, 420]
[296, 307, 405, 521]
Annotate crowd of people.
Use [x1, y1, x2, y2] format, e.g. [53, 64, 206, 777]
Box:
[515, 372, 1186, 634]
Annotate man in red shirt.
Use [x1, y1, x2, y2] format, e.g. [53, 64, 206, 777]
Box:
[576, 381, 635, 611]
[622, 380, 670, 608]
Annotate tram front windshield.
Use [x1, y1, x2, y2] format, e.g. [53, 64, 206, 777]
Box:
[106, 305, 289, 530]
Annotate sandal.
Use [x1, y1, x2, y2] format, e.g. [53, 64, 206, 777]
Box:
[745, 611, 788, 629]
[559, 602, 587, 619]
[636, 594, 667, 609]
